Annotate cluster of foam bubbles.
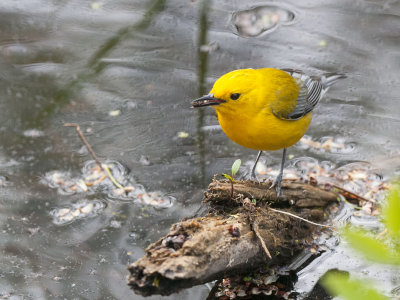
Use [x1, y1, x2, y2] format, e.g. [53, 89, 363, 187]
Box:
[42, 160, 175, 225]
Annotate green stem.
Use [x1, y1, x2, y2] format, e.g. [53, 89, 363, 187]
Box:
[103, 164, 125, 190]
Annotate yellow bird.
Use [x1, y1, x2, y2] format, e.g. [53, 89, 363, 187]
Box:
[192, 68, 345, 196]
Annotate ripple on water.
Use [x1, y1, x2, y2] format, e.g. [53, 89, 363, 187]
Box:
[299, 135, 356, 154]
[42, 159, 175, 210]
[50, 199, 106, 225]
[249, 155, 387, 207]
[231, 5, 296, 38]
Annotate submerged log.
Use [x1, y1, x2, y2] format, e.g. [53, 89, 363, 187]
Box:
[128, 179, 338, 296]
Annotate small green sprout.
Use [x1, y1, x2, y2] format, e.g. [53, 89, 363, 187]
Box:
[222, 159, 242, 199]
[231, 159, 241, 177]
[153, 276, 159, 288]
[243, 275, 252, 282]
[222, 159, 241, 182]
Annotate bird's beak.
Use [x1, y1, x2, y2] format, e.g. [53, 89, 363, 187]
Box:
[191, 94, 226, 107]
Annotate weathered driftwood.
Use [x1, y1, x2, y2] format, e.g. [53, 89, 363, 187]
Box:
[128, 179, 338, 296]
[204, 179, 337, 209]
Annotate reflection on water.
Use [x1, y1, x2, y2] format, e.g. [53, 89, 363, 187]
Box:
[232, 4, 296, 37]
[0, 0, 400, 298]
[195, 0, 211, 187]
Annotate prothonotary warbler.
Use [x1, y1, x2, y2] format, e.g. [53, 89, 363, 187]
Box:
[192, 68, 345, 196]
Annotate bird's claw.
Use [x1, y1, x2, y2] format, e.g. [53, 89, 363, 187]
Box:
[251, 169, 256, 180]
[250, 170, 260, 183]
[269, 173, 283, 197]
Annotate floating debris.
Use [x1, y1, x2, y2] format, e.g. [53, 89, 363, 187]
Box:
[42, 171, 85, 195]
[200, 125, 222, 132]
[199, 42, 219, 53]
[318, 40, 327, 47]
[83, 160, 127, 185]
[108, 109, 121, 117]
[42, 161, 124, 195]
[112, 186, 135, 196]
[135, 191, 174, 208]
[50, 200, 105, 225]
[176, 131, 189, 139]
[109, 220, 122, 228]
[139, 155, 150, 166]
[23, 129, 45, 138]
[232, 5, 295, 37]
[42, 160, 174, 208]
[90, 2, 102, 10]
[299, 135, 355, 153]
[27, 227, 40, 235]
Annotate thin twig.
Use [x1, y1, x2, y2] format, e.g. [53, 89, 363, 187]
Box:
[269, 208, 335, 228]
[252, 218, 272, 259]
[242, 199, 272, 259]
[376, 228, 389, 241]
[103, 164, 124, 190]
[331, 184, 375, 203]
[64, 123, 103, 170]
[64, 123, 125, 190]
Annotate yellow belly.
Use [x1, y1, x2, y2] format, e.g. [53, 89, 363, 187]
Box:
[217, 110, 312, 151]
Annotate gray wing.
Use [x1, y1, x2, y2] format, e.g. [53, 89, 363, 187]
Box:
[279, 69, 323, 120]
[276, 69, 346, 120]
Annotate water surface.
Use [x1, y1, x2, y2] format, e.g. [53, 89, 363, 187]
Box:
[0, 0, 399, 299]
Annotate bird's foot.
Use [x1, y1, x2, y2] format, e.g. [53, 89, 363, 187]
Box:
[269, 173, 283, 197]
[250, 169, 261, 184]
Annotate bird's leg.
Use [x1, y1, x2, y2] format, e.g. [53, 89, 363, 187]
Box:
[270, 148, 287, 197]
[251, 151, 263, 180]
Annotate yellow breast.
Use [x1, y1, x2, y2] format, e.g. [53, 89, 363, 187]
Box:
[216, 109, 312, 151]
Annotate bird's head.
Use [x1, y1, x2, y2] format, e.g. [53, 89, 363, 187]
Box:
[191, 69, 261, 113]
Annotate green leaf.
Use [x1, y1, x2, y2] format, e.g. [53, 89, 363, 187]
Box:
[231, 159, 241, 177]
[153, 276, 159, 288]
[383, 184, 400, 239]
[322, 271, 389, 300]
[343, 226, 400, 264]
[222, 173, 234, 182]
[243, 275, 252, 282]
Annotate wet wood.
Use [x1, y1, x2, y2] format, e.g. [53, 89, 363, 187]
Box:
[203, 179, 338, 208]
[128, 179, 339, 296]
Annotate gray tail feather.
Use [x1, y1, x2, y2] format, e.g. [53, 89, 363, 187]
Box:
[321, 73, 347, 88]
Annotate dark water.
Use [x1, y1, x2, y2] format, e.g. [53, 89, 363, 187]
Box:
[0, 0, 399, 299]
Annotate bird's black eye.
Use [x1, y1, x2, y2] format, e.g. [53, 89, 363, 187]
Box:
[230, 93, 241, 100]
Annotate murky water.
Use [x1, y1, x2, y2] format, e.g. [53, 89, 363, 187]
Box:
[0, 0, 399, 299]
